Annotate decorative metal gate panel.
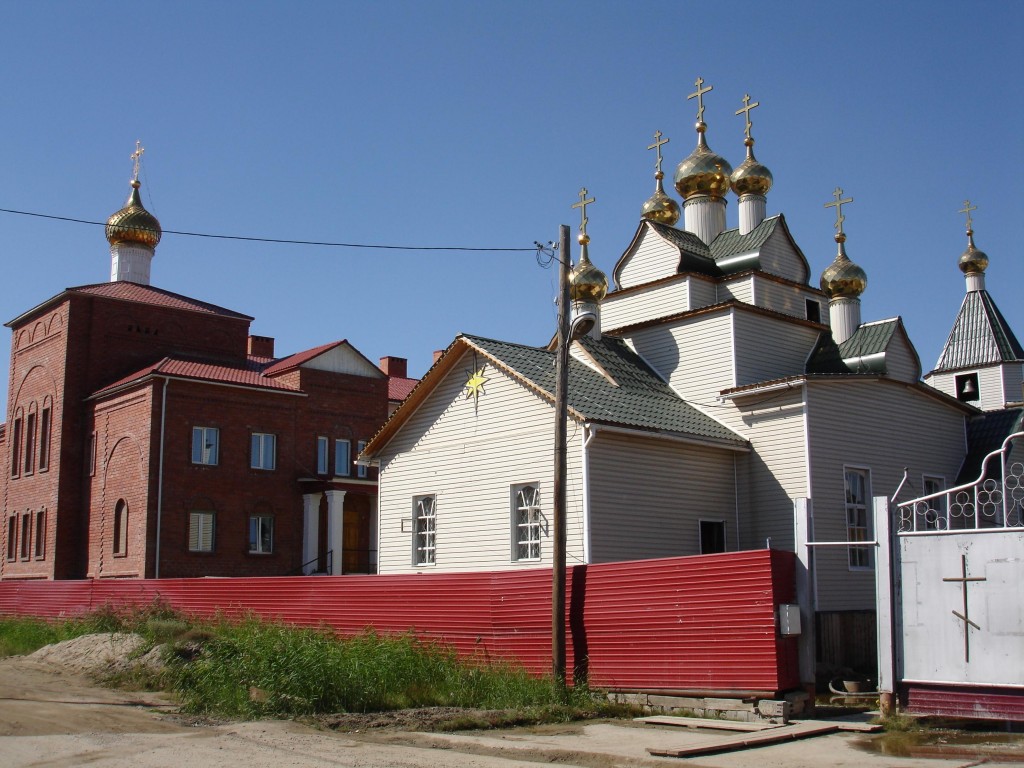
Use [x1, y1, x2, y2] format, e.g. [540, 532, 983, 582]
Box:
[891, 432, 1024, 720]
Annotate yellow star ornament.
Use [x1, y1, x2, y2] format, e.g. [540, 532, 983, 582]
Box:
[465, 368, 487, 403]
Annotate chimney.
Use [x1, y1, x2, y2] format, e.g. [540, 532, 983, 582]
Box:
[433, 349, 444, 364]
[247, 335, 275, 358]
[379, 356, 407, 378]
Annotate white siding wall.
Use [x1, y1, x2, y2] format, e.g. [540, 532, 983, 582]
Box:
[303, 345, 384, 377]
[1003, 364, 1024, 405]
[617, 234, 680, 289]
[758, 229, 809, 283]
[754, 279, 822, 320]
[586, 431, 738, 561]
[731, 387, 809, 551]
[733, 312, 820, 387]
[376, 350, 584, 573]
[805, 380, 966, 611]
[718, 276, 754, 305]
[603, 279, 691, 332]
[883, 330, 921, 383]
[978, 366, 1009, 411]
[625, 313, 736, 404]
[689, 276, 718, 308]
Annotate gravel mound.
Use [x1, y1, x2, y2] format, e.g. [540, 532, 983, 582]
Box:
[27, 632, 163, 676]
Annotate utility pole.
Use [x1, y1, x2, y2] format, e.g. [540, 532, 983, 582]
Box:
[552, 223, 570, 689]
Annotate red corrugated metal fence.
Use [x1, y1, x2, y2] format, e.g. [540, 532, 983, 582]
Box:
[0, 549, 799, 693]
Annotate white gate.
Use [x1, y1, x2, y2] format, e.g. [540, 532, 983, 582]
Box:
[878, 432, 1024, 720]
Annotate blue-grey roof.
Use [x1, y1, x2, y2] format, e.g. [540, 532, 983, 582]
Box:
[934, 290, 1024, 372]
[806, 319, 900, 375]
[463, 334, 745, 445]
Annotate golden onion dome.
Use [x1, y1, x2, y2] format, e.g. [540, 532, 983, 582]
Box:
[570, 234, 609, 303]
[820, 235, 867, 299]
[105, 180, 162, 248]
[641, 171, 681, 226]
[957, 229, 989, 274]
[730, 138, 773, 197]
[674, 123, 733, 200]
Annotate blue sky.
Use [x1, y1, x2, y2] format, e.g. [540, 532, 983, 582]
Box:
[1, 1, 1021, 409]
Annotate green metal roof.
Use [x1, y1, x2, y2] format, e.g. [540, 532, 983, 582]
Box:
[806, 319, 900, 375]
[463, 334, 745, 445]
[934, 290, 1024, 372]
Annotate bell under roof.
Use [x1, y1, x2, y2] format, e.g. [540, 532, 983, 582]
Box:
[932, 290, 1024, 373]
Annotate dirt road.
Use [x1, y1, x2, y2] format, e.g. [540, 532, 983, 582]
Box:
[0, 650, 1019, 768]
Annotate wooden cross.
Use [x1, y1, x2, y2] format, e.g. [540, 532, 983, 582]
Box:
[572, 187, 595, 237]
[688, 76, 712, 122]
[959, 199, 977, 231]
[825, 187, 853, 235]
[943, 554, 986, 663]
[130, 141, 144, 183]
[647, 130, 669, 174]
[735, 94, 760, 141]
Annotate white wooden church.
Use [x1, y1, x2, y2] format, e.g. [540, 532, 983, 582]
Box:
[360, 82, 1023, 670]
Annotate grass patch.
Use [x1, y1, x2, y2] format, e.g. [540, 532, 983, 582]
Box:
[2, 608, 624, 725]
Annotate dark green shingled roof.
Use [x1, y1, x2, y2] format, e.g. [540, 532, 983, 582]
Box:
[957, 407, 1024, 484]
[463, 334, 745, 445]
[645, 215, 783, 277]
[806, 319, 899, 375]
[934, 290, 1024, 372]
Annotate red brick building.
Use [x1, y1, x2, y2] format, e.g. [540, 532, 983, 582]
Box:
[1, 171, 415, 580]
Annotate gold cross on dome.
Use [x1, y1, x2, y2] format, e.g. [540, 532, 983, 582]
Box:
[572, 187, 595, 237]
[736, 94, 760, 141]
[648, 130, 670, 174]
[959, 199, 977, 231]
[688, 76, 713, 122]
[130, 140, 145, 182]
[825, 187, 853, 235]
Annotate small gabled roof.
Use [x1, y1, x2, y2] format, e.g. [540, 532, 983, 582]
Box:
[612, 215, 809, 290]
[805, 318, 919, 376]
[90, 355, 302, 399]
[932, 290, 1024, 373]
[6, 281, 252, 327]
[262, 339, 385, 379]
[957, 406, 1024, 484]
[363, 333, 745, 458]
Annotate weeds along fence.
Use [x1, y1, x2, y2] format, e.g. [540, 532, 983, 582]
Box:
[0, 549, 799, 694]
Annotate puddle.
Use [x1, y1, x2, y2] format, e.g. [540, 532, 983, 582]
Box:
[855, 728, 1024, 761]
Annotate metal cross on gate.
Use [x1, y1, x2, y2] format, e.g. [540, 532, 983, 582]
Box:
[942, 554, 986, 663]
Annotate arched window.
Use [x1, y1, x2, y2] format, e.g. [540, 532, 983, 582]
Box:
[512, 484, 542, 561]
[38, 397, 52, 472]
[113, 500, 128, 556]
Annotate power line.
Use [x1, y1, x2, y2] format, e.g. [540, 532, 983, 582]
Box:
[0, 207, 538, 252]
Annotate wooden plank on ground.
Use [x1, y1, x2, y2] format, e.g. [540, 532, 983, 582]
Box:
[636, 716, 781, 732]
[647, 721, 839, 758]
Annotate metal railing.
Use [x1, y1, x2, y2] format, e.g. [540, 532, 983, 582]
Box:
[897, 432, 1024, 533]
[287, 549, 333, 576]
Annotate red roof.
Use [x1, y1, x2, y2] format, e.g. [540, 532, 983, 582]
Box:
[263, 340, 346, 376]
[70, 282, 252, 319]
[388, 376, 418, 402]
[91, 356, 301, 399]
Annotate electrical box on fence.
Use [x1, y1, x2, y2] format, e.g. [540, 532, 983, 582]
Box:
[778, 604, 801, 636]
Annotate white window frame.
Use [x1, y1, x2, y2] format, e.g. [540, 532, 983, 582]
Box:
[250, 432, 276, 470]
[511, 483, 544, 562]
[357, 440, 367, 478]
[412, 495, 436, 566]
[192, 426, 219, 466]
[334, 439, 351, 477]
[698, 518, 727, 554]
[316, 436, 329, 475]
[188, 511, 215, 552]
[844, 466, 872, 570]
[248, 514, 274, 554]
